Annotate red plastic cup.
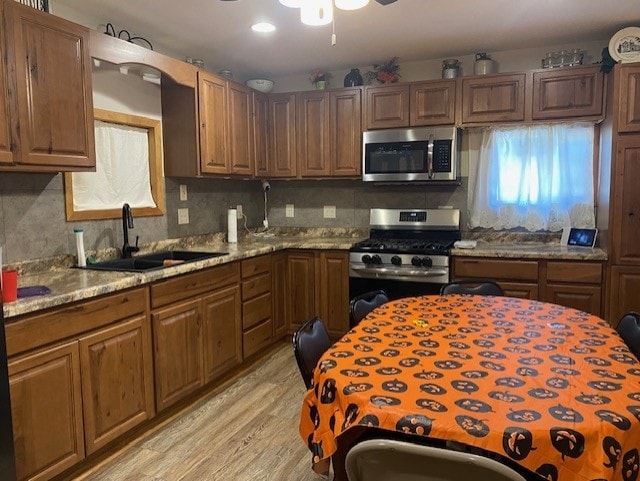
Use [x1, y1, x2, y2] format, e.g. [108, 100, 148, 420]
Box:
[2, 270, 18, 303]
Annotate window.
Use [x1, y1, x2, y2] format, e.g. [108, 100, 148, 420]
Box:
[468, 123, 595, 232]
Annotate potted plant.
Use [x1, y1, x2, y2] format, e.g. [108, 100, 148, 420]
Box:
[309, 70, 332, 89]
[364, 57, 401, 84]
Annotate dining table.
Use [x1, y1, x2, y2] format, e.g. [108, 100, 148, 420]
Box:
[299, 294, 640, 481]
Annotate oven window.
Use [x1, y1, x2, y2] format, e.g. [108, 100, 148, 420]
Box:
[365, 141, 428, 174]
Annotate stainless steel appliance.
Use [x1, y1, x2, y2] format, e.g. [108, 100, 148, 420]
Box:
[349, 208, 460, 301]
[362, 127, 459, 182]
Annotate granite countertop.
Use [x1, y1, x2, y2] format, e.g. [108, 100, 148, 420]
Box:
[4, 235, 362, 319]
[451, 240, 608, 261]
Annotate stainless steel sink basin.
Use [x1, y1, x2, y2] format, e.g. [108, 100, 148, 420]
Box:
[80, 250, 227, 272]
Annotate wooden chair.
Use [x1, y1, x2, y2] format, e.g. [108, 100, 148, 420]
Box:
[292, 317, 332, 389]
[440, 279, 504, 296]
[349, 290, 390, 327]
[345, 439, 526, 481]
[616, 311, 640, 360]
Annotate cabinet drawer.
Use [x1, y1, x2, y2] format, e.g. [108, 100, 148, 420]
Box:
[546, 262, 602, 284]
[243, 318, 273, 358]
[242, 271, 271, 301]
[243, 292, 272, 330]
[6, 287, 147, 358]
[151, 262, 240, 308]
[241, 255, 271, 279]
[454, 258, 538, 281]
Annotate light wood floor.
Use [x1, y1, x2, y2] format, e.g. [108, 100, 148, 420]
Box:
[76, 343, 324, 481]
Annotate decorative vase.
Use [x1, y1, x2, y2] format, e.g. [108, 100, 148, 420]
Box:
[316, 80, 327, 90]
[344, 68, 363, 87]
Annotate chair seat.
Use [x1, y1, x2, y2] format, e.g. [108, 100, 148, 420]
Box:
[616, 312, 640, 360]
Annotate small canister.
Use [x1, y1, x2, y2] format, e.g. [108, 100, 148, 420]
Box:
[442, 59, 460, 79]
[474, 53, 496, 75]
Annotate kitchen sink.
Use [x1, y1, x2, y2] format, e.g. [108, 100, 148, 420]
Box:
[80, 250, 227, 272]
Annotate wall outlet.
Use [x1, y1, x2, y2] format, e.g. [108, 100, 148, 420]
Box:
[323, 205, 336, 218]
[179, 184, 188, 201]
[285, 204, 295, 218]
[177, 208, 189, 225]
[236, 204, 243, 219]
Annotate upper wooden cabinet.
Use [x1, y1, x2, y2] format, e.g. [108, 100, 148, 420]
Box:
[253, 91, 269, 177]
[617, 63, 640, 133]
[460, 73, 526, 124]
[2, 0, 95, 171]
[298, 91, 330, 177]
[268, 92, 297, 178]
[364, 84, 409, 129]
[227, 82, 254, 176]
[532, 65, 604, 120]
[331, 88, 362, 177]
[198, 71, 229, 174]
[0, 1, 12, 165]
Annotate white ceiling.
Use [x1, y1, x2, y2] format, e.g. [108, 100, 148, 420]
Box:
[52, 0, 639, 79]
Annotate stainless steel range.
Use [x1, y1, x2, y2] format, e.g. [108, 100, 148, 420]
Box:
[349, 208, 460, 300]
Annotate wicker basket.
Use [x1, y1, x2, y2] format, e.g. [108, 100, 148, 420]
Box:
[15, 0, 49, 12]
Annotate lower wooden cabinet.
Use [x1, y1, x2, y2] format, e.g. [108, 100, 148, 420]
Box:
[318, 251, 350, 338]
[241, 255, 273, 358]
[546, 284, 601, 316]
[9, 342, 84, 481]
[271, 252, 288, 339]
[202, 284, 242, 378]
[287, 250, 317, 330]
[609, 265, 640, 324]
[499, 281, 539, 299]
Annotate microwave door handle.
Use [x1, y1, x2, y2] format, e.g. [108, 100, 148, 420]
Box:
[427, 134, 434, 179]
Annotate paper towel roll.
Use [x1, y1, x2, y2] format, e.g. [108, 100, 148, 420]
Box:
[227, 208, 238, 243]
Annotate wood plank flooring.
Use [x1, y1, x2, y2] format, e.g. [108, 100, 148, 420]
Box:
[75, 343, 325, 481]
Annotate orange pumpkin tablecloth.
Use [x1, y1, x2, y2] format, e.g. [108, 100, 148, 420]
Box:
[300, 295, 640, 481]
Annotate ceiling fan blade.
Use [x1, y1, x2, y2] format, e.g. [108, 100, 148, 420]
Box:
[375, 0, 398, 5]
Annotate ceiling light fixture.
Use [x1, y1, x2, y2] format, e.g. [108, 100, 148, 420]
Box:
[334, 0, 369, 10]
[300, 0, 333, 26]
[278, 0, 304, 7]
[251, 22, 276, 32]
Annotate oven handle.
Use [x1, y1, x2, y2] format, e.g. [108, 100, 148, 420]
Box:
[350, 265, 448, 278]
[427, 133, 434, 179]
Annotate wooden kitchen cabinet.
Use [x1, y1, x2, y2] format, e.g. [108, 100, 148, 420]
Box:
[268, 92, 297, 177]
[609, 265, 640, 323]
[79, 316, 155, 454]
[298, 91, 330, 177]
[460, 73, 526, 124]
[0, 1, 12, 165]
[228, 81, 254, 175]
[9, 342, 84, 481]
[410, 80, 456, 126]
[499, 282, 539, 300]
[271, 252, 288, 339]
[241, 255, 273, 358]
[198, 71, 228, 174]
[364, 84, 409, 129]
[532, 65, 604, 120]
[287, 250, 317, 329]
[318, 251, 350, 337]
[253, 91, 269, 177]
[611, 136, 640, 265]
[2, 0, 95, 171]
[330, 88, 362, 177]
[616, 63, 640, 133]
[545, 284, 601, 315]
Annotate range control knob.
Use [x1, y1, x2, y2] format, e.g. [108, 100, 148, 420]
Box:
[371, 254, 382, 265]
[391, 255, 402, 266]
[361, 254, 372, 264]
[421, 257, 433, 268]
[411, 256, 422, 267]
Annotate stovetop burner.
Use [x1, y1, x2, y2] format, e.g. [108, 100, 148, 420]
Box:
[351, 238, 456, 256]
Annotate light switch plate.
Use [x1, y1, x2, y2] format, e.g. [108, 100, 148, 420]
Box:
[236, 204, 243, 219]
[179, 184, 188, 201]
[323, 205, 336, 218]
[177, 208, 189, 224]
[285, 204, 295, 218]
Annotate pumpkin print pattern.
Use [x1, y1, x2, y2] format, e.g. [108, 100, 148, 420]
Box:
[300, 295, 640, 481]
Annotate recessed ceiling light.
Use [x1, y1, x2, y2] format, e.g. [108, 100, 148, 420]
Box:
[251, 22, 276, 33]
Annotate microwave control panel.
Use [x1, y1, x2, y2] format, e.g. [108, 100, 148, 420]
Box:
[432, 140, 452, 172]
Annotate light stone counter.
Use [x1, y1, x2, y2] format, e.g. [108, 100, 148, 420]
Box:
[4, 235, 362, 319]
[451, 240, 608, 261]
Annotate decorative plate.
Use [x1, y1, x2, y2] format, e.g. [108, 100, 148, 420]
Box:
[609, 26, 640, 63]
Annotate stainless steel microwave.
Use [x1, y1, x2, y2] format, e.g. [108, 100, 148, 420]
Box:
[362, 127, 459, 182]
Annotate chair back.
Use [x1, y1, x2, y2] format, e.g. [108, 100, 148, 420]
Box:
[292, 317, 332, 389]
[346, 439, 526, 481]
[349, 290, 390, 327]
[617, 311, 640, 360]
[441, 279, 504, 296]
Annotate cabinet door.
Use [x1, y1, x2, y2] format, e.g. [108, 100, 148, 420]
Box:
[268, 93, 297, 177]
[331, 88, 362, 177]
[79, 316, 155, 454]
[545, 284, 602, 316]
[202, 284, 242, 383]
[9, 1, 95, 169]
[609, 266, 640, 324]
[152, 299, 202, 412]
[227, 82, 253, 175]
[272, 252, 288, 338]
[287, 251, 317, 330]
[499, 282, 539, 300]
[198, 71, 228, 174]
[9, 342, 84, 481]
[0, 0, 12, 165]
[298, 91, 330, 177]
[532, 66, 604, 120]
[253, 91, 269, 177]
[410, 80, 456, 126]
[611, 136, 640, 264]
[618, 64, 640, 133]
[319, 251, 350, 338]
[364, 84, 409, 130]
[461, 73, 526, 124]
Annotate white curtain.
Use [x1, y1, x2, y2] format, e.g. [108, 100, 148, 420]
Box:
[72, 120, 156, 211]
[468, 123, 595, 232]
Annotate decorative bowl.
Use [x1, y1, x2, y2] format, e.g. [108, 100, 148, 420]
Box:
[245, 79, 274, 93]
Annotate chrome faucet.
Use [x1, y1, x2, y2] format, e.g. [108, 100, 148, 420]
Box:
[122, 203, 140, 259]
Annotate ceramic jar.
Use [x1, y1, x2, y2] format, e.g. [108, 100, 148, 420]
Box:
[442, 59, 460, 79]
